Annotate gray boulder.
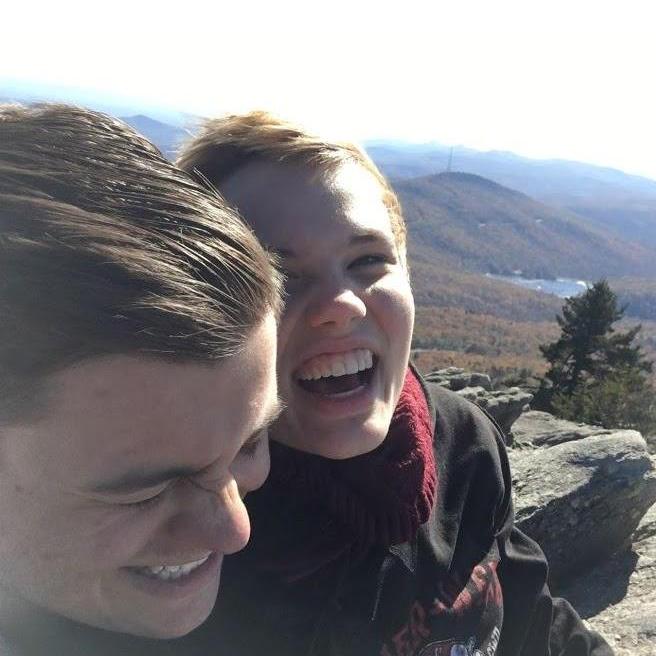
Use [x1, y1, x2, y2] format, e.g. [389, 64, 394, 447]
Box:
[509, 430, 656, 585]
[512, 410, 619, 448]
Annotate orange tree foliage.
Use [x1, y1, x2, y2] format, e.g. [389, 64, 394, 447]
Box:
[411, 306, 559, 380]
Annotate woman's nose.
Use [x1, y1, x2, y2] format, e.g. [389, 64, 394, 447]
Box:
[306, 286, 367, 331]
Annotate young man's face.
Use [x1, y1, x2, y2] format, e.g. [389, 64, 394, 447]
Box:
[220, 161, 415, 459]
[0, 314, 279, 639]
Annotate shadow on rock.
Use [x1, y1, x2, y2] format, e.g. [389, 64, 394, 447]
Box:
[554, 548, 639, 618]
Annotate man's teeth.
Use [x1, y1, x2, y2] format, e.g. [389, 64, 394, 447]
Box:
[297, 349, 374, 381]
[135, 554, 211, 581]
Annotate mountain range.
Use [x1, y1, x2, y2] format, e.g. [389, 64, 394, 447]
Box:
[113, 117, 656, 281]
[127, 122, 656, 377]
[367, 141, 656, 248]
[3, 87, 656, 326]
[112, 117, 656, 289]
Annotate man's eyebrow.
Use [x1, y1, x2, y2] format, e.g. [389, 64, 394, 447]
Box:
[86, 397, 285, 495]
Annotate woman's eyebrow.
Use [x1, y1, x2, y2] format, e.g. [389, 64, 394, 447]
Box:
[272, 232, 388, 260]
[349, 230, 391, 245]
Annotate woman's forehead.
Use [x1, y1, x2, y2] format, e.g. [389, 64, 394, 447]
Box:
[220, 160, 392, 243]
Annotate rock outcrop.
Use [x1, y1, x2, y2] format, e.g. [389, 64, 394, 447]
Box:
[425, 367, 493, 392]
[512, 410, 625, 448]
[510, 410, 656, 655]
[425, 367, 532, 436]
[508, 423, 656, 584]
[425, 367, 656, 655]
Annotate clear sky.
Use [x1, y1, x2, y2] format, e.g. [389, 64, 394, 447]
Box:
[3, 0, 656, 179]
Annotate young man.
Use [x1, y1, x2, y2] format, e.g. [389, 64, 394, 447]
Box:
[0, 105, 282, 655]
[174, 112, 613, 655]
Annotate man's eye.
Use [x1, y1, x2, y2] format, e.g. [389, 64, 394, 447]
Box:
[120, 488, 168, 511]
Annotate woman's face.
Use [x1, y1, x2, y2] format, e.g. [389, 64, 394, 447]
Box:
[221, 161, 415, 459]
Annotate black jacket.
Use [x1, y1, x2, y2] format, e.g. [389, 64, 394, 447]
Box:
[183, 379, 613, 656]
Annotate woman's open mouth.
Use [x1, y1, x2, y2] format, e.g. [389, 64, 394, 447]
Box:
[295, 348, 377, 396]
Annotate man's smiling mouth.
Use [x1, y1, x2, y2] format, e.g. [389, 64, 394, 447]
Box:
[295, 348, 377, 395]
[130, 554, 212, 581]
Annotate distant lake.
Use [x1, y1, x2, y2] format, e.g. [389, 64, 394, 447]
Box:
[486, 274, 589, 298]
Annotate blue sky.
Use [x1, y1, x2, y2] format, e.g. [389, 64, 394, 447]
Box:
[3, 0, 655, 179]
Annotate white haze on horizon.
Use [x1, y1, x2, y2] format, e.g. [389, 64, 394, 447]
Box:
[3, 0, 656, 180]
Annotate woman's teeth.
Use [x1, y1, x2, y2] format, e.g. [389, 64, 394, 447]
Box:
[297, 349, 374, 381]
[134, 554, 211, 581]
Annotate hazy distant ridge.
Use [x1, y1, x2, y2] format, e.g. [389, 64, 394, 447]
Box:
[366, 141, 656, 247]
[121, 115, 192, 160]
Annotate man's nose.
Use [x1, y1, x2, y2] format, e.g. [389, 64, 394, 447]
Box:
[166, 477, 251, 556]
[306, 285, 367, 331]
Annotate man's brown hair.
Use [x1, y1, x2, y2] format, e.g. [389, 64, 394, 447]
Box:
[176, 111, 407, 255]
[0, 104, 281, 424]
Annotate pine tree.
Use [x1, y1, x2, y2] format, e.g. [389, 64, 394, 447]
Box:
[537, 280, 655, 433]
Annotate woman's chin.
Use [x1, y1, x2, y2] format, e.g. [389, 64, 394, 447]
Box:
[273, 418, 389, 460]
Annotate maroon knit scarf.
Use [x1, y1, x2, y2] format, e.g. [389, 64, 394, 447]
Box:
[267, 367, 437, 551]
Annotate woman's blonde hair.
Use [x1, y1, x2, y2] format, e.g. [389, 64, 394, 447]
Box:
[177, 111, 406, 256]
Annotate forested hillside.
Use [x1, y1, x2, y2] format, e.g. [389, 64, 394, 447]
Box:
[609, 278, 656, 321]
[409, 259, 563, 321]
[396, 172, 656, 279]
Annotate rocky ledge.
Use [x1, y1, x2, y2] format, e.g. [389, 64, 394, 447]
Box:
[424, 367, 532, 437]
[426, 368, 656, 656]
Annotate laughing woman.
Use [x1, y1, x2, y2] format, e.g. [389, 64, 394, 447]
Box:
[176, 113, 613, 656]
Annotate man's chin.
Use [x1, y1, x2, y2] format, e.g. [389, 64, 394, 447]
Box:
[100, 597, 216, 641]
[117, 613, 211, 641]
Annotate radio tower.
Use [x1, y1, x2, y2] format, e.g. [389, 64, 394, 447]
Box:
[446, 146, 454, 172]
